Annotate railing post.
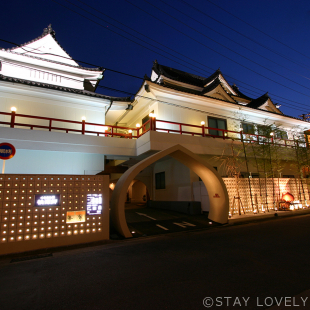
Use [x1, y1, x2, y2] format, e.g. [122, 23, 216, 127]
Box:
[179, 124, 182, 134]
[81, 119, 85, 135]
[111, 127, 114, 137]
[202, 125, 205, 137]
[128, 130, 132, 139]
[153, 117, 156, 131]
[49, 119, 52, 131]
[10, 108, 16, 128]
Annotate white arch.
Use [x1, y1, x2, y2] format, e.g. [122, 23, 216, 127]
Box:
[110, 144, 229, 238]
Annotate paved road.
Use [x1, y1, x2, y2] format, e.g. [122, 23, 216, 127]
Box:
[1, 214, 310, 310]
[125, 206, 217, 237]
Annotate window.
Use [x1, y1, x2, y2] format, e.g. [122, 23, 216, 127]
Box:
[242, 123, 255, 134]
[208, 117, 227, 137]
[142, 110, 154, 132]
[275, 131, 288, 140]
[155, 172, 165, 189]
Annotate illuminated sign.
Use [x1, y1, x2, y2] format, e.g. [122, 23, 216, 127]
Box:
[35, 194, 60, 206]
[86, 194, 102, 215]
[66, 210, 86, 223]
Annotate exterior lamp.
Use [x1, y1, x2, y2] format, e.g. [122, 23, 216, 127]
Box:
[136, 123, 140, 128]
[201, 121, 205, 125]
[11, 107, 17, 112]
[128, 129, 133, 133]
[270, 132, 274, 136]
[103, 126, 109, 131]
[149, 113, 156, 118]
[81, 116, 86, 121]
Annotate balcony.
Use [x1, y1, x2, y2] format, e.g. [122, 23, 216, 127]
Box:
[0, 110, 306, 157]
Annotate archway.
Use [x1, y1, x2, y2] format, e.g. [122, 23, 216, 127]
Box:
[126, 180, 149, 204]
[110, 144, 229, 238]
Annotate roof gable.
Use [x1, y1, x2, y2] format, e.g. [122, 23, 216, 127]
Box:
[9, 25, 78, 67]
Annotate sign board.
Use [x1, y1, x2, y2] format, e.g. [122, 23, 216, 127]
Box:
[66, 210, 86, 223]
[0, 143, 16, 160]
[35, 194, 60, 206]
[86, 194, 102, 215]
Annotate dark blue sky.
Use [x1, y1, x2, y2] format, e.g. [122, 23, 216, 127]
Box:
[1, 0, 310, 118]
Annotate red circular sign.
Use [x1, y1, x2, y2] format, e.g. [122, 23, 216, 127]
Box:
[0, 143, 16, 160]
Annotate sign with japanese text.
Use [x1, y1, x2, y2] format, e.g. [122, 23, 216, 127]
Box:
[35, 194, 60, 206]
[86, 194, 103, 215]
[0, 143, 16, 160]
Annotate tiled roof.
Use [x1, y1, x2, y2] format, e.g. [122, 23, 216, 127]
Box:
[0, 74, 132, 102]
[231, 84, 253, 101]
[148, 80, 308, 123]
[4, 25, 103, 72]
[152, 60, 207, 87]
[247, 93, 269, 109]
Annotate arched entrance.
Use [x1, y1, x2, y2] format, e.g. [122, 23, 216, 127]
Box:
[126, 180, 150, 204]
[110, 144, 229, 238]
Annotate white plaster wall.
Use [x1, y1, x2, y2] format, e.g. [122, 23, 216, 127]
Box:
[3, 149, 105, 175]
[0, 83, 108, 133]
[153, 158, 191, 201]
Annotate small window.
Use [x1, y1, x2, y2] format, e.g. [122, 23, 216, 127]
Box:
[208, 117, 227, 137]
[142, 110, 154, 132]
[242, 123, 255, 134]
[275, 131, 288, 140]
[155, 172, 165, 189]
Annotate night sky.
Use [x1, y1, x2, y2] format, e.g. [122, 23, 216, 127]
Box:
[1, 0, 310, 118]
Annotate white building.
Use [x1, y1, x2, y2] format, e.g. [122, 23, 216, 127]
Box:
[0, 25, 132, 175]
[1, 27, 310, 239]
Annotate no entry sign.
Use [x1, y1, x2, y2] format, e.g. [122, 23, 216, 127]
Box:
[0, 143, 16, 160]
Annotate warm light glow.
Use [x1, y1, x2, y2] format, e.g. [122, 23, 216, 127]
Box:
[128, 129, 132, 134]
[282, 192, 294, 202]
[11, 106, 17, 112]
[136, 123, 141, 128]
[109, 183, 115, 190]
[270, 132, 274, 136]
[103, 126, 109, 131]
[81, 116, 86, 121]
[201, 121, 205, 125]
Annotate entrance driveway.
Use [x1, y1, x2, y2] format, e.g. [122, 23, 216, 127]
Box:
[124, 204, 218, 237]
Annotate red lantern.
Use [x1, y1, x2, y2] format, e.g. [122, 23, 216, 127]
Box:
[282, 192, 294, 202]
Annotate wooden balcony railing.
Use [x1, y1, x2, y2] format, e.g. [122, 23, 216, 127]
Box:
[0, 111, 305, 147]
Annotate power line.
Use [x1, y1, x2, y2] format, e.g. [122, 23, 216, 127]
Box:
[157, 0, 310, 82]
[178, 0, 310, 71]
[205, 0, 310, 62]
[143, 0, 310, 94]
[1, 6, 309, 111]
[62, 0, 310, 108]
[0, 41, 308, 114]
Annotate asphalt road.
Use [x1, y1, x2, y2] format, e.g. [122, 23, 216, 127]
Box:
[1, 214, 310, 310]
[124, 206, 217, 237]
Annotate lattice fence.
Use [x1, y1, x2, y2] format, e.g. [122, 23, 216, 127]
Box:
[223, 178, 309, 215]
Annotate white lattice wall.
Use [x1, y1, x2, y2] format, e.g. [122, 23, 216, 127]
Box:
[223, 178, 309, 215]
[0, 174, 109, 255]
